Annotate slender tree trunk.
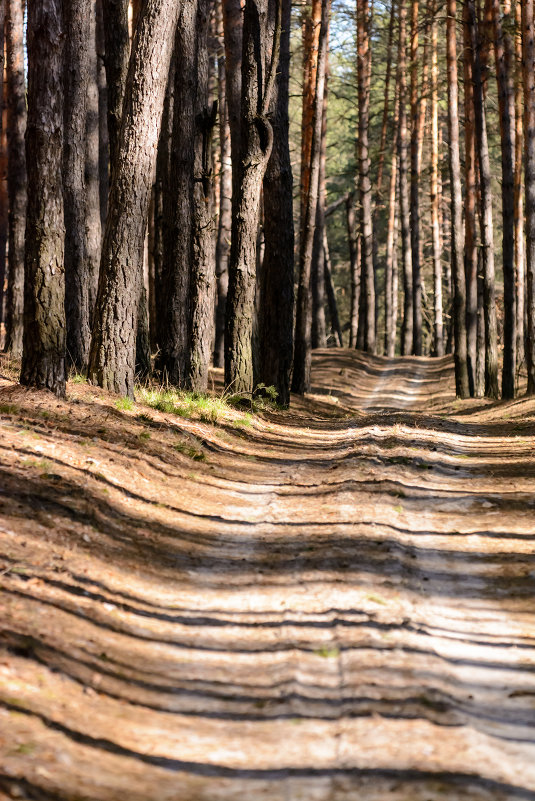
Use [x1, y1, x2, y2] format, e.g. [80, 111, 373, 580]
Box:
[292, 0, 330, 394]
[323, 229, 343, 347]
[214, 2, 232, 368]
[21, 0, 66, 396]
[225, 0, 282, 393]
[523, 0, 535, 393]
[95, 0, 109, 228]
[4, 0, 27, 357]
[347, 195, 360, 348]
[514, 0, 524, 376]
[63, 0, 91, 369]
[492, 0, 516, 397]
[0, 0, 6, 335]
[463, 0, 477, 384]
[88, 0, 181, 397]
[430, 0, 443, 358]
[446, 0, 470, 396]
[410, 0, 422, 354]
[398, 0, 413, 355]
[101, 0, 129, 164]
[258, 0, 295, 407]
[188, 0, 217, 392]
[468, 0, 499, 397]
[86, 0, 102, 319]
[376, 0, 396, 197]
[311, 54, 328, 350]
[385, 81, 400, 358]
[300, 0, 322, 228]
[356, 0, 375, 353]
[222, 0, 243, 199]
[475, 247, 486, 395]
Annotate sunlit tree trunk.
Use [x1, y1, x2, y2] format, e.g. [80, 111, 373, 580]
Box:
[4, 0, 27, 357]
[356, 0, 375, 353]
[21, 0, 66, 396]
[431, 0, 443, 357]
[446, 0, 470, 397]
[385, 80, 400, 358]
[88, 0, 181, 396]
[86, 0, 102, 318]
[95, 0, 109, 227]
[347, 194, 360, 348]
[514, 0, 525, 375]
[398, 0, 413, 355]
[410, 0, 422, 354]
[492, 0, 516, 397]
[463, 0, 477, 385]
[523, 0, 535, 393]
[311, 51, 328, 350]
[468, 0, 499, 398]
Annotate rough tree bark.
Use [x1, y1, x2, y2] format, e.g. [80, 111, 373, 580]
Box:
[514, 0, 524, 375]
[258, 0, 295, 407]
[225, 0, 282, 393]
[311, 52, 329, 350]
[101, 0, 129, 164]
[4, 0, 27, 357]
[492, 0, 516, 398]
[356, 0, 375, 354]
[431, 0, 443, 357]
[446, 0, 470, 397]
[86, 0, 102, 318]
[463, 0, 477, 384]
[398, 0, 414, 356]
[214, 1, 233, 368]
[410, 0, 422, 355]
[95, 0, 109, 227]
[385, 80, 400, 358]
[88, 0, 181, 397]
[347, 194, 360, 348]
[0, 0, 5, 333]
[323, 229, 344, 347]
[523, 0, 535, 393]
[468, 0, 499, 398]
[20, 0, 66, 396]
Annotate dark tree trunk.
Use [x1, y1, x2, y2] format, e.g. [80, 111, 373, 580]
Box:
[323, 229, 343, 347]
[446, 0, 470, 397]
[214, 1, 232, 368]
[63, 0, 92, 370]
[431, 0, 443, 357]
[385, 86, 399, 359]
[311, 59, 328, 351]
[492, 0, 516, 398]
[225, 0, 281, 393]
[101, 0, 129, 164]
[514, 0, 525, 376]
[95, 0, 109, 227]
[523, 0, 535, 394]
[0, 0, 5, 334]
[188, 0, 217, 392]
[292, 0, 330, 393]
[398, 0, 413, 356]
[356, 0, 375, 353]
[410, 0, 422, 355]
[136, 283, 151, 377]
[21, 0, 66, 396]
[463, 0, 477, 388]
[88, 0, 181, 397]
[347, 195, 360, 348]
[86, 0, 102, 320]
[258, 0, 295, 407]
[222, 0, 243, 201]
[4, 0, 27, 357]
[468, 0, 499, 398]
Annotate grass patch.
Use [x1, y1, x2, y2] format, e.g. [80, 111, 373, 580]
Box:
[0, 403, 19, 415]
[115, 396, 134, 411]
[138, 387, 231, 423]
[70, 373, 87, 385]
[173, 439, 206, 461]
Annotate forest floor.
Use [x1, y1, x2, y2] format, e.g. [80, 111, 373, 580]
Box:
[1, 349, 535, 800]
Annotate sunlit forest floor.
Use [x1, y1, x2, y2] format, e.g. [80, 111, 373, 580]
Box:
[1, 349, 535, 800]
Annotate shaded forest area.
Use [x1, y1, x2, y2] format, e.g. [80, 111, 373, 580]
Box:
[0, 0, 534, 405]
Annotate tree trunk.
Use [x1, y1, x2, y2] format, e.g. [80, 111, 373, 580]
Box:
[86, 0, 102, 319]
[300, 0, 322, 229]
[101, 0, 129, 164]
[523, 0, 535, 394]
[311, 53, 328, 350]
[410, 0, 422, 355]
[446, 0, 470, 397]
[431, 0, 443, 357]
[356, 0, 375, 353]
[468, 0, 499, 398]
[4, 0, 27, 357]
[188, 0, 217, 392]
[258, 0, 295, 407]
[347, 195, 360, 348]
[88, 0, 181, 397]
[323, 229, 343, 347]
[292, 0, 330, 394]
[376, 0, 396, 197]
[463, 0, 477, 384]
[514, 0, 525, 376]
[0, 0, 5, 334]
[492, 0, 516, 398]
[63, 0, 92, 370]
[225, 0, 281, 393]
[95, 0, 109, 227]
[385, 80, 400, 358]
[21, 0, 66, 396]
[214, 1, 232, 368]
[398, 0, 413, 356]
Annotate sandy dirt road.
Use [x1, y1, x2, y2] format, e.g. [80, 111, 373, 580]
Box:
[1, 349, 535, 800]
